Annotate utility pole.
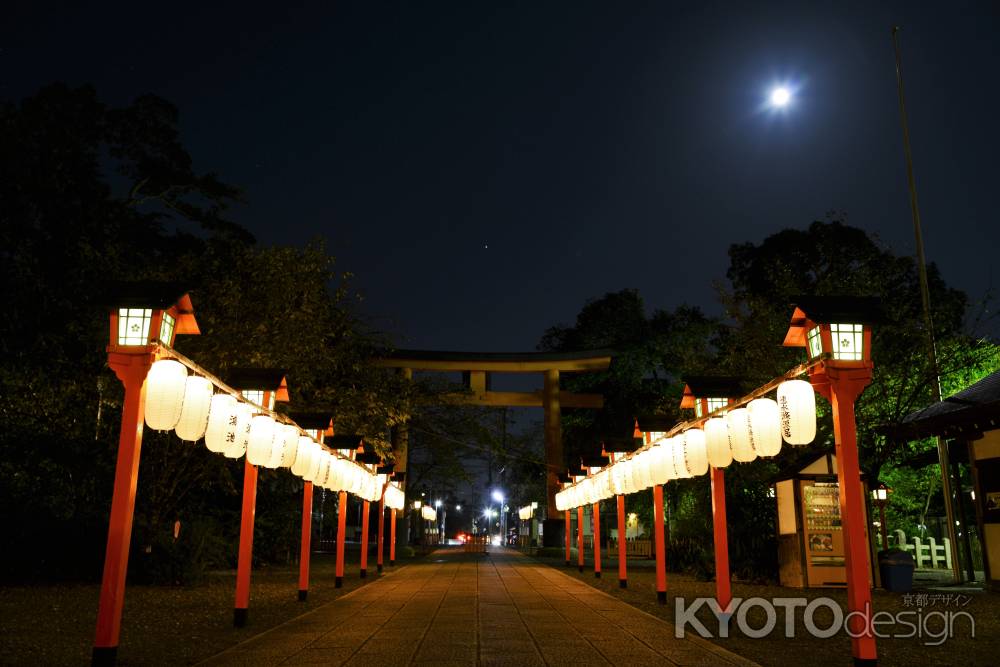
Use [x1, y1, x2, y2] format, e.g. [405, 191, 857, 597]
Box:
[891, 26, 961, 582]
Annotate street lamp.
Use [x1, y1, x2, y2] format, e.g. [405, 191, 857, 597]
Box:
[492, 490, 505, 545]
[872, 483, 889, 550]
[95, 283, 199, 665]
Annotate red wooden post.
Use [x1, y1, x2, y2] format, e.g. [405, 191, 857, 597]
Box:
[92, 354, 151, 666]
[360, 500, 370, 578]
[389, 508, 397, 565]
[592, 501, 601, 578]
[577, 506, 585, 572]
[377, 497, 385, 573]
[564, 509, 571, 566]
[617, 493, 627, 588]
[234, 459, 258, 626]
[335, 490, 348, 587]
[653, 484, 667, 604]
[298, 481, 313, 601]
[710, 467, 732, 611]
[828, 368, 877, 665]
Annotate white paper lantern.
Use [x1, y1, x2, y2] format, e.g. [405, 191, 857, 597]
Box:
[205, 394, 237, 454]
[315, 454, 331, 486]
[648, 444, 667, 485]
[266, 424, 297, 469]
[777, 380, 817, 445]
[705, 417, 733, 468]
[749, 398, 782, 457]
[726, 408, 757, 463]
[682, 429, 709, 477]
[224, 402, 253, 459]
[174, 376, 213, 441]
[291, 436, 314, 476]
[671, 436, 692, 478]
[144, 359, 187, 431]
[246, 415, 276, 466]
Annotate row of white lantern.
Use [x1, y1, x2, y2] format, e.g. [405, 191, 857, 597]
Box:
[555, 380, 816, 510]
[143, 359, 387, 503]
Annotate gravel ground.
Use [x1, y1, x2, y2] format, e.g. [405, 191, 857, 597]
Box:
[0, 549, 422, 666]
[533, 551, 999, 667]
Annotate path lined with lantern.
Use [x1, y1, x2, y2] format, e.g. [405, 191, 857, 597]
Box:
[93, 286, 407, 666]
[554, 297, 882, 667]
[94, 288, 883, 667]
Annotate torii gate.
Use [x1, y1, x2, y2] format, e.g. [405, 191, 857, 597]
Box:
[375, 349, 612, 545]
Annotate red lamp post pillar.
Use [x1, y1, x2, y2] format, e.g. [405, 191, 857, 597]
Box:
[377, 496, 385, 573]
[234, 459, 259, 625]
[297, 481, 313, 601]
[564, 510, 571, 566]
[389, 508, 397, 566]
[233, 386, 277, 628]
[616, 494, 627, 588]
[360, 500, 371, 578]
[93, 355, 152, 666]
[577, 506, 585, 572]
[710, 467, 732, 611]
[824, 367, 877, 665]
[592, 502, 602, 577]
[335, 490, 348, 587]
[653, 484, 667, 604]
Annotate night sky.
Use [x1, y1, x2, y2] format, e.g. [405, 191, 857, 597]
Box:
[6, 1, 999, 352]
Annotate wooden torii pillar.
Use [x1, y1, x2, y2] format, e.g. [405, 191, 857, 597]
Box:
[375, 350, 612, 546]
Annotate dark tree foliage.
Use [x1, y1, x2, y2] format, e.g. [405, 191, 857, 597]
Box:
[0, 85, 407, 582]
[540, 221, 995, 582]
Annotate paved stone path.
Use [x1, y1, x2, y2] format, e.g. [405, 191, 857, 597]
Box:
[202, 547, 756, 666]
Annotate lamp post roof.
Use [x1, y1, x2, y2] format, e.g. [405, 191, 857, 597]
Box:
[107, 281, 199, 335]
[600, 435, 643, 454]
[680, 376, 746, 408]
[635, 415, 675, 432]
[326, 434, 364, 450]
[224, 368, 289, 401]
[784, 296, 883, 347]
[287, 412, 334, 432]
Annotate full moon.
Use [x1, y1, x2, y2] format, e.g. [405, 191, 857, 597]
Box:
[770, 87, 791, 107]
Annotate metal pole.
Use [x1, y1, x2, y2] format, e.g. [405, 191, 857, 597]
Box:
[360, 500, 370, 578]
[592, 502, 601, 577]
[564, 510, 571, 566]
[617, 494, 627, 588]
[711, 467, 732, 611]
[377, 496, 385, 573]
[891, 25, 961, 582]
[335, 491, 347, 587]
[298, 482, 313, 601]
[653, 484, 668, 605]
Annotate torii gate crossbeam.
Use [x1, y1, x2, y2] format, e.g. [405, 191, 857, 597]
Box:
[375, 349, 612, 547]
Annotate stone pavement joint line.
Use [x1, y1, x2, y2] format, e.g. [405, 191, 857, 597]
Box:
[200, 547, 758, 666]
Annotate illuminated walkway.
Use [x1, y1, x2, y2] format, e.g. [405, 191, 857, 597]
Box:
[202, 547, 755, 666]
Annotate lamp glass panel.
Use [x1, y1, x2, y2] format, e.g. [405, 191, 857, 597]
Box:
[706, 397, 728, 413]
[243, 389, 265, 406]
[694, 402, 703, 418]
[831, 323, 864, 361]
[159, 312, 175, 344]
[806, 326, 823, 358]
[118, 308, 152, 345]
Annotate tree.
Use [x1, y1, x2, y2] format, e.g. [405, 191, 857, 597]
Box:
[0, 85, 408, 580]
